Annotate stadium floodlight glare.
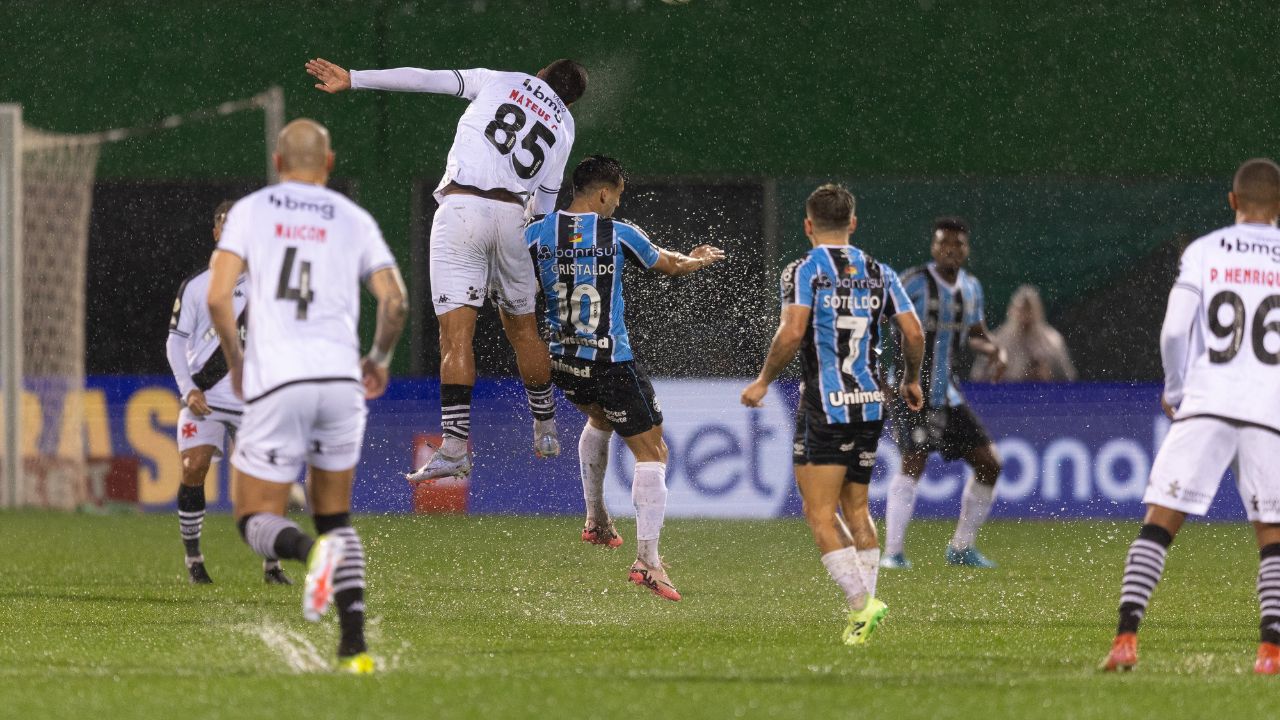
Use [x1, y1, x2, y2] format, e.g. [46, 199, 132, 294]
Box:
[0, 89, 285, 509]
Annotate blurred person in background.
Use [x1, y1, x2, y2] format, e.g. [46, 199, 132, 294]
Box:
[971, 284, 1076, 382]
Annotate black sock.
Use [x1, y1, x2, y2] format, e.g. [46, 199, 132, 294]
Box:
[1260, 543, 1280, 644]
[1117, 523, 1173, 635]
[316, 514, 367, 657]
[525, 382, 555, 421]
[237, 513, 314, 562]
[441, 384, 473, 443]
[177, 484, 205, 559]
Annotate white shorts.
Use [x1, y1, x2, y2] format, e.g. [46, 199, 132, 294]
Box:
[429, 194, 535, 316]
[176, 405, 240, 458]
[231, 380, 367, 483]
[1145, 416, 1280, 521]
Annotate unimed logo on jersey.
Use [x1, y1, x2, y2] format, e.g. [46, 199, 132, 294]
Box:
[603, 379, 795, 519]
[1220, 236, 1280, 262]
[268, 193, 335, 220]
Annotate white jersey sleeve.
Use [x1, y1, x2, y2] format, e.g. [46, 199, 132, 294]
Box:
[350, 67, 498, 100]
[167, 268, 247, 408]
[216, 181, 397, 402]
[1172, 223, 1280, 431]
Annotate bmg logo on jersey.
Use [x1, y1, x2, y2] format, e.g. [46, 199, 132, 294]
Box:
[269, 193, 335, 220]
[1220, 236, 1280, 262]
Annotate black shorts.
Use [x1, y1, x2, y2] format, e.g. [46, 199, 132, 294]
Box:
[793, 411, 885, 484]
[890, 402, 992, 462]
[551, 355, 663, 437]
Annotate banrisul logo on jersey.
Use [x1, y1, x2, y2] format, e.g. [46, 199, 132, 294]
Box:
[603, 379, 796, 518]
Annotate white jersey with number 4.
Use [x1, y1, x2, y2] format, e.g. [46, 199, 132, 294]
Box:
[1165, 222, 1280, 431]
[350, 67, 575, 215]
[216, 181, 397, 402]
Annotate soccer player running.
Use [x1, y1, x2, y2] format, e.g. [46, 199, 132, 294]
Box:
[741, 184, 924, 644]
[1102, 158, 1280, 674]
[165, 201, 291, 586]
[881, 217, 1007, 570]
[207, 119, 407, 674]
[305, 56, 588, 482]
[526, 156, 724, 601]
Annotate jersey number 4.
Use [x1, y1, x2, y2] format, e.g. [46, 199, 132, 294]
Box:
[484, 103, 556, 180]
[277, 247, 314, 320]
[1208, 290, 1280, 364]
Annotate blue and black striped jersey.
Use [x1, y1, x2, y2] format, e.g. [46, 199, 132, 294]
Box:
[525, 211, 661, 363]
[899, 263, 985, 407]
[782, 244, 914, 423]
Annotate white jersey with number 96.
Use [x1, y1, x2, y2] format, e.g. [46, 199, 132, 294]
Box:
[216, 181, 397, 402]
[1168, 222, 1280, 431]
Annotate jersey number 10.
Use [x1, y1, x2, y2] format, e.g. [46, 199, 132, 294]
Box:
[1208, 290, 1280, 364]
[554, 282, 602, 335]
[484, 103, 557, 180]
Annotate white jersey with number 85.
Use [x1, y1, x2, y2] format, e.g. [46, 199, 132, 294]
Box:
[1167, 222, 1280, 431]
[216, 181, 397, 402]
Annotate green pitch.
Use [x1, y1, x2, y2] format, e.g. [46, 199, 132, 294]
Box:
[0, 512, 1271, 718]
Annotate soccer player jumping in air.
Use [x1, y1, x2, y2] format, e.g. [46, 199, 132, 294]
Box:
[742, 184, 924, 644]
[882, 217, 1007, 569]
[208, 119, 407, 673]
[306, 56, 587, 482]
[165, 201, 290, 586]
[526, 156, 724, 601]
[1102, 158, 1280, 674]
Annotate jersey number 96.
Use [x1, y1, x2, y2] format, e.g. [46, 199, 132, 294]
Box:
[1208, 290, 1280, 365]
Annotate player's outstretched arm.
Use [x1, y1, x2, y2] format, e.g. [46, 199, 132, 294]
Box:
[207, 250, 247, 399]
[305, 58, 352, 93]
[893, 311, 926, 412]
[741, 304, 809, 407]
[360, 266, 408, 400]
[653, 244, 726, 277]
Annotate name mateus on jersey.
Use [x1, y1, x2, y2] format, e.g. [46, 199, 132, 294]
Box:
[516, 79, 565, 124]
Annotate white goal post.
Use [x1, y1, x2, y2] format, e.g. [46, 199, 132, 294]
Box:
[0, 89, 284, 509]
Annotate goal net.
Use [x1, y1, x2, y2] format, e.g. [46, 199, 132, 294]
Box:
[0, 90, 283, 509]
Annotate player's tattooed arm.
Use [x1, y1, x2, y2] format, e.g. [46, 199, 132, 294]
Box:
[360, 267, 409, 400]
[967, 322, 1008, 381]
[305, 58, 352, 93]
[741, 305, 809, 408]
[893, 311, 926, 412]
[653, 244, 726, 276]
[207, 250, 247, 399]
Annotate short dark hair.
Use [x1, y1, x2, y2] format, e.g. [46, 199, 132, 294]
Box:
[1234, 158, 1280, 208]
[932, 215, 970, 237]
[806, 183, 856, 232]
[542, 59, 588, 105]
[572, 155, 627, 194]
[214, 200, 235, 223]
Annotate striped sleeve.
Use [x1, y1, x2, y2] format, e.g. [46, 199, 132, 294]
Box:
[616, 222, 660, 269]
[881, 263, 915, 316]
[900, 267, 928, 312]
[780, 257, 815, 306]
[965, 274, 985, 327]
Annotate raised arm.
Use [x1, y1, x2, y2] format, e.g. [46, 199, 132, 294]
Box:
[741, 304, 810, 407]
[652, 244, 727, 277]
[306, 58, 474, 97]
[359, 266, 409, 400]
[206, 250, 246, 399]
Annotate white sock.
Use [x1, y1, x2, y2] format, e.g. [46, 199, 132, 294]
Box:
[578, 424, 612, 523]
[632, 461, 667, 566]
[822, 547, 867, 610]
[440, 436, 468, 458]
[855, 548, 881, 600]
[952, 478, 996, 549]
[884, 473, 918, 556]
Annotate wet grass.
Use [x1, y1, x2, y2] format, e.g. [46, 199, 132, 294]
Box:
[0, 512, 1270, 718]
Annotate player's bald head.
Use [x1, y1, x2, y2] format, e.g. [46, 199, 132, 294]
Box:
[275, 118, 332, 174]
[1233, 158, 1280, 210]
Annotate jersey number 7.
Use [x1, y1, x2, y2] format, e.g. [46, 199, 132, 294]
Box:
[484, 103, 557, 180]
[837, 315, 869, 377]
